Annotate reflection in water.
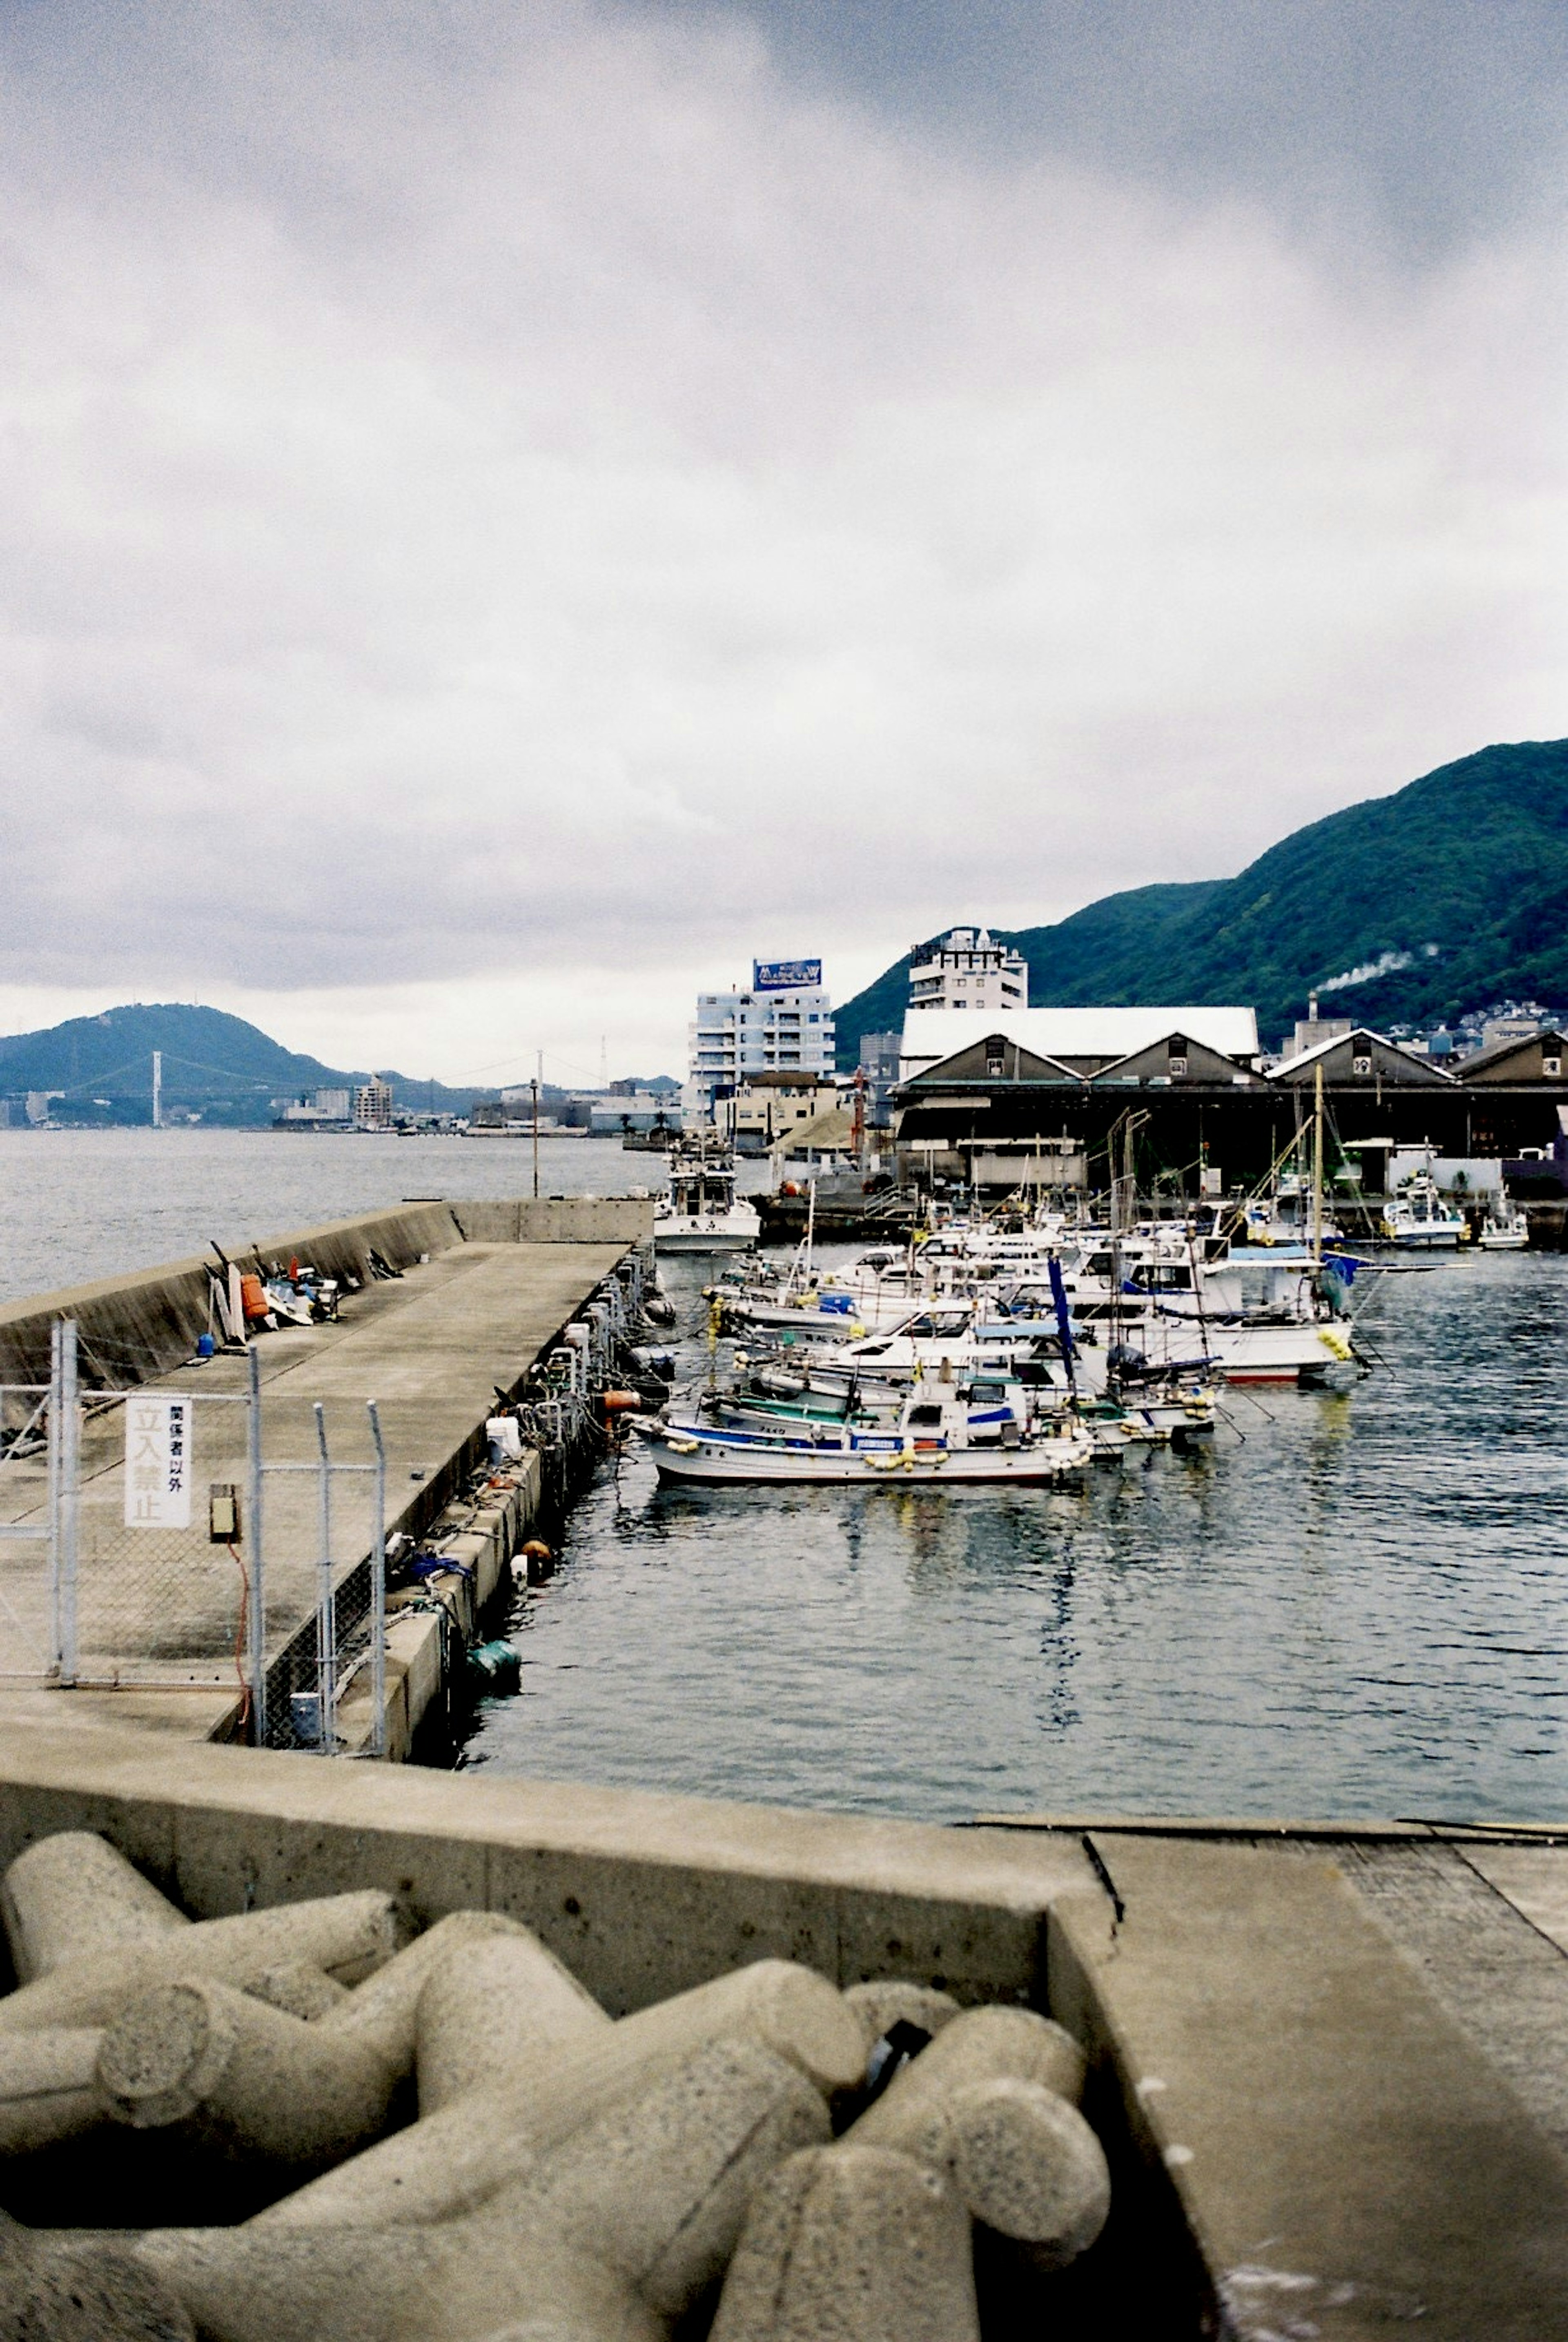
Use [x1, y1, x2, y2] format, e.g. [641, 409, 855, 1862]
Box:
[467, 1246, 1568, 1825]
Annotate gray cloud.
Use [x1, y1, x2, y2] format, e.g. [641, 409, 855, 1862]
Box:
[666, 0, 1568, 254]
[0, 0, 1565, 1054]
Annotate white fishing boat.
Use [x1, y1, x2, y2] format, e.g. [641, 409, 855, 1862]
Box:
[653, 1143, 760, 1255]
[1477, 1203, 1530, 1251]
[635, 1386, 1095, 1484]
[1379, 1174, 1466, 1250]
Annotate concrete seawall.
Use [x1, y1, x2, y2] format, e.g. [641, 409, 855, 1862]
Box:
[0, 1197, 652, 1392]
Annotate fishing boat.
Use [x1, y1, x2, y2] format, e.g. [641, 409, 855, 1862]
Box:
[653, 1141, 760, 1254]
[1477, 1202, 1530, 1251]
[1379, 1173, 1466, 1250]
[634, 1386, 1096, 1484]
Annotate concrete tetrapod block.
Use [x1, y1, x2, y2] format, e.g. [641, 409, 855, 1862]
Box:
[97, 1977, 400, 2169]
[0, 2028, 104, 2155]
[416, 1923, 611, 2113]
[842, 1980, 961, 2054]
[0, 1892, 400, 2035]
[245, 1962, 351, 2021]
[519, 2036, 831, 2319]
[134, 2039, 829, 2342]
[852, 2004, 1086, 2133]
[2, 1833, 189, 1984]
[321, 1911, 544, 2077]
[258, 1957, 862, 2233]
[849, 2073, 1110, 2270]
[709, 2142, 980, 2342]
[0, 2226, 196, 2342]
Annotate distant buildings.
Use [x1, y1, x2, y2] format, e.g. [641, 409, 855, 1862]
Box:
[1290, 996, 1352, 1060]
[684, 959, 834, 1126]
[718, 1072, 840, 1154]
[273, 1088, 352, 1128]
[908, 927, 1027, 1016]
[354, 1079, 393, 1131]
[890, 1001, 1568, 1197]
[857, 1031, 902, 1128]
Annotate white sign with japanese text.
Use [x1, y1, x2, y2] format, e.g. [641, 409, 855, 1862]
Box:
[124, 1397, 192, 1529]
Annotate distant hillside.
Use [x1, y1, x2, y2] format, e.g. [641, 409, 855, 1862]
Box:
[0, 1004, 495, 1127]
[835, 739, 1568, 1062]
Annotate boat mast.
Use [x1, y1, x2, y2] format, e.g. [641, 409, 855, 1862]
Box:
[1312, 1061, 1324, 1268]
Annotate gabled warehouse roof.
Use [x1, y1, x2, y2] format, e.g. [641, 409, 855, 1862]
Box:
[900, 1005, 1259, 1077]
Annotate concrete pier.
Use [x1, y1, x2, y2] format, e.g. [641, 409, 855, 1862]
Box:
[0, 1198, 651, 1752]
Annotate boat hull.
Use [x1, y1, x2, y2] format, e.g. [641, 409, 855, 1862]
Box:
[640, 1427, 1094, 1485]
[654, 1217, 760, 1254]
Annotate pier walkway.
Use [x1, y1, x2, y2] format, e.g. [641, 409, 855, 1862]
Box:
[0, 1200, 650, 1748]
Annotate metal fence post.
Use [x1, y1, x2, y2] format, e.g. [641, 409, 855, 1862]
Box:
[313, 1403, 335, 1753]
[246, 1345, 267, 1747]
[366, 1400, 386, 1758]
[57, 1321, 77, 1689]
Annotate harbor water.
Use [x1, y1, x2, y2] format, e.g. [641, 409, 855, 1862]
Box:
[4, 1130, 1567, 1824]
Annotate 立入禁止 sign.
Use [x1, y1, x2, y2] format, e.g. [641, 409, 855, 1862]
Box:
[124, 1397, 192, 1529]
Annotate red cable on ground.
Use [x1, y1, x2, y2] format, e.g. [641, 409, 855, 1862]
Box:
[227, 1541, 252, 1729]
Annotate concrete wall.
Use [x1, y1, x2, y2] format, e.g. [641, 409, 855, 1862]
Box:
[0, 1197, 651, 1393]
[0, 1203, 466, 1392]
[448, 1198, 655, 1245]
[0, 1729, 1089, 2013]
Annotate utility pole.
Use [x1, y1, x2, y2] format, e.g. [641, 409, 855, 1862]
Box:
[151, 1051, 163, 1130]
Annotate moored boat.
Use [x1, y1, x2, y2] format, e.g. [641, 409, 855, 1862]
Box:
[635, 1386, 1096, 1484]
[654, 1141, 760, 1254]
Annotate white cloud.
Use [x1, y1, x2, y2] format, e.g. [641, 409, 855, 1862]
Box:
[1, 0, 1565, 1076]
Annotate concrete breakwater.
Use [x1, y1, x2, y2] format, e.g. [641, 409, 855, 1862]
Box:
[0, 1197, 654, 1758]
[0, 1823, 1116, 2338]
[1, 1735, 1568, 2335]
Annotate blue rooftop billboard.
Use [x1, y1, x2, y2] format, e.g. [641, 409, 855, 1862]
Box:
[753, 958, 822, 992]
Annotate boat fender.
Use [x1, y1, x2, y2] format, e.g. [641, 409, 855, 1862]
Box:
[600, 1390, 642, 1413]
[666, 1437, 701, 1455]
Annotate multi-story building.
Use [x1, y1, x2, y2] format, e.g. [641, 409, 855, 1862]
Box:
[684, 958, 834, 1126]
[857, 1031, 902, 1128]
[907, 927, 1027, 1015]
[718, 1072, 840, 1154]
[354, 1079, 394, 1130]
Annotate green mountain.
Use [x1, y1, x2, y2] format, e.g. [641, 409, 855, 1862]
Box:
[0, 1004, 496, 1127]
[835, 738, 1568, 1063]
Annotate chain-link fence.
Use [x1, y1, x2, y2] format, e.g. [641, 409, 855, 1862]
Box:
[249, 1386, 385, 1755]
[6, 1326, 386, 1754]
[0, 1328, 71, 1682]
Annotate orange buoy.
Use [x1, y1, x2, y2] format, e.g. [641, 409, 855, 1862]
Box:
[600, 1390, 642, 1413]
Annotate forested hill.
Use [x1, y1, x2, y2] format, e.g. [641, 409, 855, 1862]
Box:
[0, 1004, 488, 1125]
[835, 738, 1568, 1063]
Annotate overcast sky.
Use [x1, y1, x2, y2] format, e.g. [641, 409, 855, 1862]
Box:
[2, 0, 1565, 1083]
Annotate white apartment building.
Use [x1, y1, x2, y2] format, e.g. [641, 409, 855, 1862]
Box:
[684, 959, 835, 1125]
[354, 1079, 394, 1130]
[908, 927, 1027, 1014]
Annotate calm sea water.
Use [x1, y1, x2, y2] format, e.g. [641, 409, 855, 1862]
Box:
[3, 1131, 1566, 1824]
[0, 1127, 667, 1305]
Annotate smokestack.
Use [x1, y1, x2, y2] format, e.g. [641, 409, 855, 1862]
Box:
[1307, 994, 1319, 1023]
